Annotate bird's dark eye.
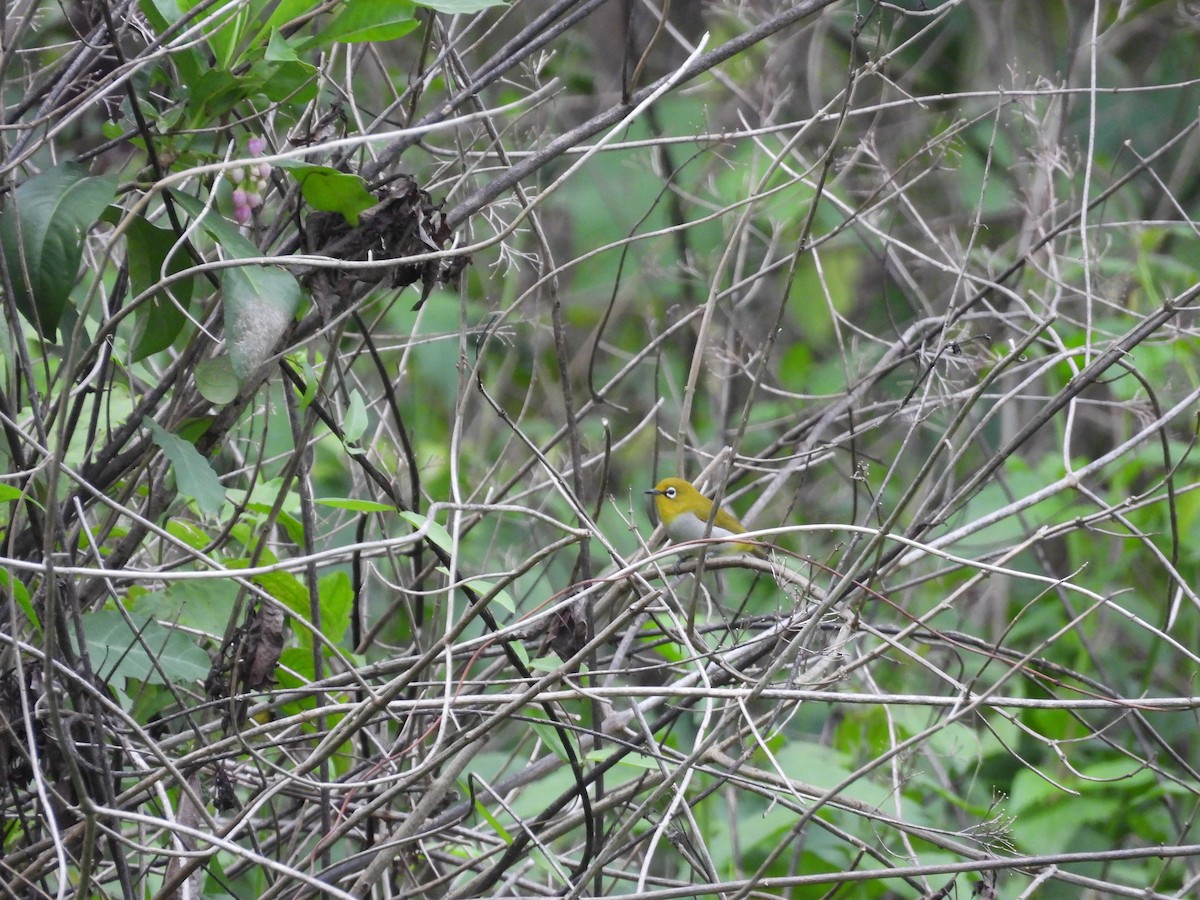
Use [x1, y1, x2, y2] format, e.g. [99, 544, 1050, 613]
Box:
[665, 487, 676, 499]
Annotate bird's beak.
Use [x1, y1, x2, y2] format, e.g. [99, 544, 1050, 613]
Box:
[644, 489, 661, 496]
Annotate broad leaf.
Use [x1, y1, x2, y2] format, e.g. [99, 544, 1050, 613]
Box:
[253, 569, 308, 619]
[169, 190, 263, 258]
[128, 578, 238, 639]
[167, 193, 304, 383]
[222, 264, 301, 381]
[0, 483, 40, 507]
[0, 162, 117, 339]
[194, 356, 239, 404]
[317, 0, 418, 43]
[144, 416, 227, 516]
[275, 160, 376, 226]
[79, 610, 210, 686]
[318, 570, 353, 646]
[126, 215, 196, 360]
[254, 30, 318, 103]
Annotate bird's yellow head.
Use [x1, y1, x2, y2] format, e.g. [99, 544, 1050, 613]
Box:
[646, 477, 754, 552]
[646, 477, 707, 524]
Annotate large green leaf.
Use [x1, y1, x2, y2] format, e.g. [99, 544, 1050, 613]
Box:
[144, 416, 227, 516]
[169, 191, 304, 384]
[317, 0, 418, 43]
[126, 215, 196, 360]
[0, 162, 117, 339]
[169, 189, 262, 258]
[317, 570, 353, 646]
[79, 610, 211, 686]
[222, 264, 302, 381]
[253, 30, 318, 104]
[275, 160, 376, 226]
[128, 578, 239, 639]
[194, 356, 239, 404]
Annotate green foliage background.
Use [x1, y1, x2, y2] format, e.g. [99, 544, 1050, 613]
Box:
[2, 1, 1200, 897]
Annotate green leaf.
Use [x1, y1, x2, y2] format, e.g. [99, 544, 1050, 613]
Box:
[275, 160, 376, 226]
[529, 654, 563, 672]
[138, 0, 180, 31]
[317, 570, 353, 646]
[0, 162, 117, 339]
[143, 416, 227, 516]
[185, 68, 247, 121]
[275, 509, 306, 547]
[343, 390, 368, 444]
[400, 510, 454, 552]
[260, 62, 317, 103]
[442, 571, 514, 613]
[151, 192, 308, 385]
[79, 610, 211, 685]
[252, 32, 318, 103]
[262, 0, 324, 30]
[317, 0, 418, 43]
[253, 569, 309, 618]
[510, 640, 530, 668]
[194, 357, 240, 404]
[585, 748, 659, 769]
[170, 190, 262, 258]
[316, 497, 397, 513]
[276, 646, 317, 698]
[470, 789, 513, 844]
[528, 708, 578, 763]
[0, 568, 38, 633]
[126, 215, 196, 360]
[290, 354, 320, 409]
[264, 26, 304, 62]
[165, 517, 210, 549]
[222, 264, 302, 382]
[415, 0, 508, 11]
[128, 578, 238, 638]
[0, 483, 41, 508]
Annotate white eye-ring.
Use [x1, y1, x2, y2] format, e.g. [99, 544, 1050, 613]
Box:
[665, 487, 677, 498]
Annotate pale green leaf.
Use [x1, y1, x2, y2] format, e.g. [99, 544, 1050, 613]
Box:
[275, 160, 376, 226]
[79, 610, 210, 685]
[401, 511, 453, 552]
[316, 497, 397, 513]
[344, 390, 368, 444]
[143, 416, 226, 516]
[194, 356, 239, 404]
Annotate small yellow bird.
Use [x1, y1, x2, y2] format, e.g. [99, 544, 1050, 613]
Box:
[646, 477, 758, 554]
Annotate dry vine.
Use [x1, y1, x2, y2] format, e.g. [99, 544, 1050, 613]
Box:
[2, 1, 1200, 898]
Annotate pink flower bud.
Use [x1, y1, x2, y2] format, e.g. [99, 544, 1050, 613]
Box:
[248, 136, 266, 156]
[229, 166, 245, 184]
[232, 188, 248, 206]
